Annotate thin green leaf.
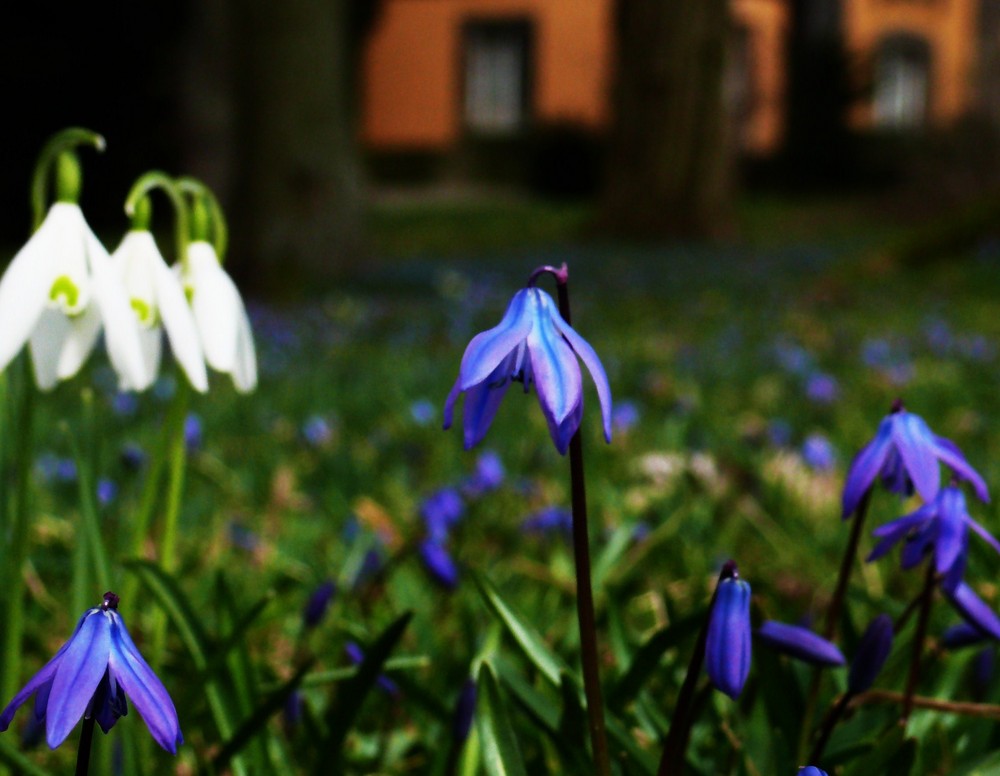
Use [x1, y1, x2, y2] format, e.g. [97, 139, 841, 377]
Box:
[318, 611, 412, 774]
[0, 737, 54, 776]
[474, 572, 568, 687]
[477, 661, 528, 776]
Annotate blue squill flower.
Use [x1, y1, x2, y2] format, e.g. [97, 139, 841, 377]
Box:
[802, 433, 837, 472]
[302, 580, 336, 630]
[847, 614, 894, 694]
[184, 413, 202, 451]
[96, 478, 118, 507]
[521, 506, 573, 538]
[805, 373, 839, 404]
[611, 400, 640, 434]
[798, 768, 829, 776]
[755, 621, 845, 666]
[0, 592, 182, 753]
[867, 485, 1000, 584]
[705, 562, 751, 699]
[301, 415, 334, 448]
[444, 286, 612, 454]
[463, 450, 505, 497]
[842, 400, 989, 518]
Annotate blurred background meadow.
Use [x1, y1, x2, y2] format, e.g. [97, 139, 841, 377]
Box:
[4, 1, 1000, 774]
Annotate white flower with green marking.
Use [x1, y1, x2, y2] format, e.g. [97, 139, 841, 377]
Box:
[112, 230, 208, 392]
[0, 202, 147, 390]
[177, 240, 257, 393]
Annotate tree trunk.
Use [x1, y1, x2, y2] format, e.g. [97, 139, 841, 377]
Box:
[598, 0, 734, 239]
[228, 0, 365, 293]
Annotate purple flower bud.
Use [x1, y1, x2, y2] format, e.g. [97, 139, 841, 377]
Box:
[801, 434, 837, 472]
[974, 646, 995, 692]
[942, 623, 990, 650]
[451, 678, 477, 744]
[755, 621, 846, 666]
[302, 580, 336, 630]
[120, 442, 146, 472]
[419, 539, 459, 589]
[847, 614, 894, 694]
[184, 413, 202, 451]
[96, 478, 118, 507]
[705, 565, 752, 699]
[111, 391, 139, 417]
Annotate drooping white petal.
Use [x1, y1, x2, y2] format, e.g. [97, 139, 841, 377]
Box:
[112, 230, 158, 318]
[89, 237, 150, 391]
[0, 209, 62, 374]
[28, 308, 73, 391]
[152, 257, 207, 392]
[231, 295, 258, 393]
[53, 303, 102, 382]
[186, 241, 239, 373]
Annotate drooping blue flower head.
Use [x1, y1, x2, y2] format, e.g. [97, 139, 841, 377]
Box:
[755, 621, 846, 666]
[867, 485, 1000, 585]
[0, 592, 182, 753]
[842, 400, 989, 519]
[798, 768, 829, 776]
[302, 580, 336, 630]
[444, 285, 612, 455]
[847, 614, 894, 695]
[705, 561, 752, 699]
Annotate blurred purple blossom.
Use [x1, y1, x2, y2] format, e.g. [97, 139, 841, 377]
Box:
[184, 414, 202, 451]
[152, 375, 176, 402]
[111, 391, 139, 417]
[421, 488, 465, 541]
[96, 478, 118, 507]
[522, 507, 573, 537]
[419, 538, 459, 589]
[805, 373, 839, 404]
[767, 419, 793, 448]
[301, 415, 334, 448]
[463, 450, 505, 497]
[302, 580, 336, 629]
[612, 400, 640, 433]
[410, 399, 436, 427]
[120, 442, 146, 472]
[801, 433, 837, 472]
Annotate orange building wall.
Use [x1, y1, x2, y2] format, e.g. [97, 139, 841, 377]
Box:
[362, 0, 613, 149]
[844, 0, 979, 125]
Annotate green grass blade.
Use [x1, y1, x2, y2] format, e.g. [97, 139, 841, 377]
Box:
[477, 661, 528, 776]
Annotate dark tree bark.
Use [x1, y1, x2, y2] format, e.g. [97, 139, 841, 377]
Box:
[179, 0, 367, 294]
[598, 0, 735, 239]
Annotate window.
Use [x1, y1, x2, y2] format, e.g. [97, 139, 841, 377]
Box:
[462, 20, 532, 134]
[873, 34, 931, 129]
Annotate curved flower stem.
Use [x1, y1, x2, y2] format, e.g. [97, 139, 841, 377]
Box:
[177, 176, 229, 262]
[658, 563, 731, 775]
[526, 262, 569, 289]
[808, 691, 852, 766]
[74, 715, 96, 776]
[551, 271, 611, 776]
[125, 171, 190, 271]
[902, 560, 937, 724]
[798, 487, 872, 761]
[30, 127, 105, 230]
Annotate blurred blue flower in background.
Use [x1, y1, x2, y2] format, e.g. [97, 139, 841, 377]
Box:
[805, 373, 839, 404]
[301, 415, 334, 448]
[410, 398, 436, 427]
[802, 433, 837, 472]
[120, 442, 147, 472]
[111, 391, 139, 418]
[612, 400, 640, 434]
[463, 450, 505, 497]
[184, 413, 202, 451]
[419, 538, 459, 589]
[302, 580, 336, 630]
[522, 507, 573, 538]
[96, 478, 118, 507]
[444, 286, 612, 454]
[420, 487, 465, 542]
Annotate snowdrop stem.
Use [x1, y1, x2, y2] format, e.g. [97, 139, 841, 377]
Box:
[151, 380, 192, 664]
[554, 273, 611, 776]
[74, 715, 96, 776]
[177, 177, 229, 262]
[125, 172, 191, 272]
[29, 127, 105, 230]
[0, 361, 35, 714]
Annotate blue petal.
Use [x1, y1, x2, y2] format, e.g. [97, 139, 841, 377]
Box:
[526, 291, 582, 431]
[547, 395, 583, 455]
[892, 412, 941, 502]
[457, 289, 533, 390]
[107, 612, 183, 754]
[755, 621, 845, 666]
[545, 291, 613, 443]
[46, 610, 111, 748]
[842, 417, 893, 518]
[867, 509, 931, 562]
[459, 354, 514, 449]
[900, 524, 934, 569]
[967, 518, 1000, 557]
[933, 435, 990, 503]
[705, 578, 752, 699]
[936, 488, 969, 576]
[945, 583, 1000, 640]
[941, 622, 990, 649]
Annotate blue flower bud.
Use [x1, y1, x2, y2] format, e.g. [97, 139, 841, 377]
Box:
[451, 678, 477, 744]
[302, 580, 336, 630]
[847, 614, 894, 694]
[705, 567, 751, 699]
[755, 621, 846, 666]
[942, 622, 990, 650]
[798, 768, 829, 776]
